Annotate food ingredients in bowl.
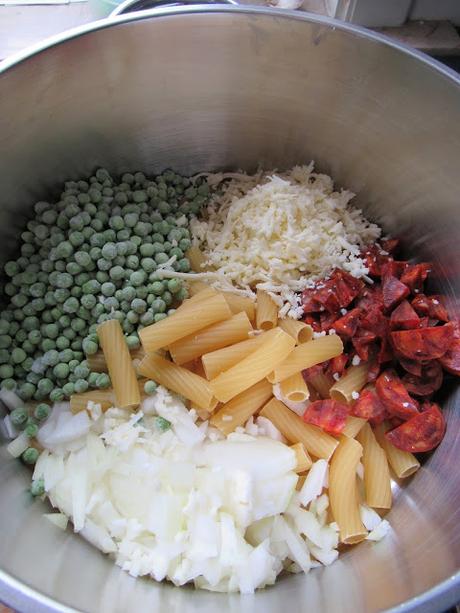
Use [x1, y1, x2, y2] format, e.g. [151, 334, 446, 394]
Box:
[2, 164, 458, 593]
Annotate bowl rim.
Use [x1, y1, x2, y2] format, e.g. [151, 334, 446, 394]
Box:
[0, 5, 460, 612]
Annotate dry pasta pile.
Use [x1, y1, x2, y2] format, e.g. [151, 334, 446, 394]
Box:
[6, 279, 423, 594]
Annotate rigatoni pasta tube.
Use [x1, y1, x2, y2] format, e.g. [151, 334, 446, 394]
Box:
[278, 319, 313, 344]
[259, 398, 338, 460]
[140, 294, 232, 353]
[342, 416, 367, 439]
[87, 347, 145, 373]
[138, 353, 215, 410]
[176, 287, 218, 313]
[210, 379, 273, 435]
[210, 328, 295, 403]
[357, 423, 392, 510]
[256, 290, 278, 331]
[330, 364, 368, 404]
[308, 372, 334, 399]
[70, 389, 115, 414]
[222, 292, 256, 322]
[291, 442, 312, 473]
[329, 436, 368, 544]
[374, 423, 420, 478]
[169, 312, 253, 365]
[280, 372, 310, 403]
[268, 335, 344, 384]
[98, 319, 140, 410]
[202, 335, 266, 380]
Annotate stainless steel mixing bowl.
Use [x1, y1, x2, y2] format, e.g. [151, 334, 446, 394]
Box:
[1, 5, 460, 612]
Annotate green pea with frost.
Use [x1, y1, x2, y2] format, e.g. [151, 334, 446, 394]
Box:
[22, 342, 35, 356]
[97, 258, 111, 272]
[144, 380, 158, 395]
[54, 289, 70, 304]
[11, 348, 26, 364]
[16, 329, 27, 344]
[71, 339, 82, 352]
[74, 379, 89, 393]
[22, 447, 39, 465]
[37, 378, 53, 396]
[155, 253, 169, 266]
[126, 310, 139, 324]
[2, 379, 16, 391]
[63, 328, 76, 341]
[141, 258, 156, 273]
[66, 261, 82, 275]
[131, 298, 146, 314]
[154, 313, 167, 323]
[109, 266, 125, 282]
[0, 364, 13, 379]
[104, 297, 119, 312]
[126, 255, 139, 269]
[101, 282, 115, 297]
[0, 349, 9, 363]
[62, 297, 78, 314]
[135, 286, 148, 300]
[101, 242, 117, 260]
[49, 388, 64, 402]
[18, 382, 35, 400]
[55, 273, 73, 289]
[140, 311, 154, 326]
[91, 304, 104, 319]
[71, 318, 86, 333]
[117, 229, 130, 241]
[62, 382, 75, 397]
[150, 281, 164, 296]
[96, 271, 109, 284]
[82, 280, 100, 295]
[96, 373, 110, 389]
[43, 350, 59, 367]
[82, 338, 98, 355]
[4, 283, 16, 297]
[130, 271, 146, 287]
[34, 403, 51, 421]
[41, 338, 55, 352]
[74, 251, 91, 268]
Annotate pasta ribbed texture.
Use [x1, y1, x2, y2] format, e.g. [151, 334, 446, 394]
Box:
[70, 389, 115, 414]
[268, 335, 344, 383]
[98, 319, 140, 409]
[374, 423, 420, 479]
[329, 436, 367, 544]
[330, 364, 369, 404]
[138, 353, 215, 410]
[209, 379, 273, 435]
[259, 398, 338, 460]
[87, 347, 145, 373]
[278, 319, 313, 344]
[280, 372, 310, 402]
[256, 289, 278, 331]
[222, 292, 256, 321]
[169, 312, 252, 365]
[140, 294, 231, 353]
[201, 335, 265, 380]
[210, 328, 295, 402]
[357, 423, 392, 510]
[290, 442, 312, 473]
[342, 416, 367, 439]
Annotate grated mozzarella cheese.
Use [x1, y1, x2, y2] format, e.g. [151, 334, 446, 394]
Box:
[188, 164, 381, 318]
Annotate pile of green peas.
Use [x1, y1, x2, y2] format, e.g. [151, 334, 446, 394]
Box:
[10, 402, 51, 479]
[0, 168, 211, 403]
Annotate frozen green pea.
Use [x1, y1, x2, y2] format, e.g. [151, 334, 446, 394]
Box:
[25, 420, 38, 438]
[29, 282, 46, 298]
[71, 318, 86, 333]
[28, 330, 41, 346]
[10, 407, 28, 428]
[154, 313, 167, 323]
[126, 311, 138, 324]
[59, 348, 73, 363]
[126, 255, 139, 269]
[18, 382, 36, 400]
[144, 380, 158, 395]
[89, 247, 102, 262]
[37, 378, 53, 396]
[74, 251, 91, 268]
[44, 324, 59, 339]
[87, 372, 99, 388]
[49, 388, 64, 402]
[74, 363, 90, 379]
[0, 349, 9, 364]
[66, 261, 82, 276]
[155, 253, 169, 266]
[124, 213, 139, 228]
[100, 243, 116, 261]
[104, 297, 119, 312]
[125, 335, 140, 350]
[120, 300, 130, 313]
[56, 336, 70, 350]
[55, 273, 73, 289]
[16, 329, 27, 344]
[63, 328, 76, 341]
[22, 342, 34, 356]
[135, 286, 148, 300]
[81, 294, 97, 310]
[54, 289, 70, 304]
[0, 320, 10, 335]
[41, 339, 55, 352]
[150, 281, 164, 296]
[91, 304, 104, 319]
[11, 348, 27, 364]
[101, 282, 115, 297]
[96, 373, 110, 389]
[130, 271, 146, 287]
[131, 298, 146, 314]
[55, 241, 74, 259]
[43, 350, 60, 367]
[141, 258, 156, 273]
[30, 478, 45, 497]
[82, 338, 98, 355]
[4, 261, 19, 277]
[74, 379, 89, 393]
[62, 382, 75, 397]
[167, 278, 182, 294]
[139, 244, 155, 257]
[2, 379, 16, 391]
[34, 403, 51, 421]
[22, 447, 39, 465]
[140, 311, 154, 326]
[151, 298, 166, 313]
[11, 294, 27, 309]
[162, 291, 173, 307]
[23, 316, 40, 332]
[108, 266, 124, 282]
[4, 283, 16, 297]
[176, 258, 190, 273]
[62, 297, 79, 314]
[97, 258, 111, 272]
[96, 271, 109, 284]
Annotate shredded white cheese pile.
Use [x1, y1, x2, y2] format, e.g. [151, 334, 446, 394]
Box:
[190, 164, 381, 318]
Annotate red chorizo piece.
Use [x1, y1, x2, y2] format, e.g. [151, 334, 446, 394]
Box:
[439, 338, 460, 376]
[411, 294, 449, 322]
[390, 322, 455, 361]
[390, 300, 421, 330]
[402, 361, 443, 397]
[350, 388, 387, 425]
[375, 370, 419, 420]
[302, 399, 348, 435]
[385, 402, 446, 452]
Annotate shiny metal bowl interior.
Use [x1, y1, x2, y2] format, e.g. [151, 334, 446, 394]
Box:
[1, 7, 460, 613]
